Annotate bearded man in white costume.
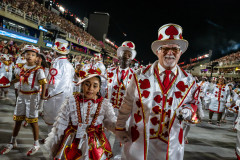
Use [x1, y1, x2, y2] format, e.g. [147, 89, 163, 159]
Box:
[115, 23, 203, 160]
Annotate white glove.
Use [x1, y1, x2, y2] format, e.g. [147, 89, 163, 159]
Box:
[116, 130, 131, 143]
[38, 99, 44, 110]
[181, 108, 192, 120]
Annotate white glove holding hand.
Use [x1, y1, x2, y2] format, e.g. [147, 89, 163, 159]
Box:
[115, 130, 131, 143]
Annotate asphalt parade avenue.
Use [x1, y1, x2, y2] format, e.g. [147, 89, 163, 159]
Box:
[0, 88, 237, 160]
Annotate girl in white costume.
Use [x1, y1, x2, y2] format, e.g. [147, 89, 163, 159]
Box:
[45, 69, 117, 160]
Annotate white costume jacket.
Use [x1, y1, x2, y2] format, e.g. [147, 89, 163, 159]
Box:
[47, 56, 74, 97]
[197, 81, 209, 98]
[106, 66, 134, 112]
[209, 84, 229, 113]
[116, 61, 202, 160]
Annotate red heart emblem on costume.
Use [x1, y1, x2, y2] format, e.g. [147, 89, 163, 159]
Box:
[175, 91, 183, 99]
[152, 106, 161, 114]
[163, 131, 169, 138]
[136, 99, 141, 108]
[150, 129, 156, 135]
[167, 97, 173, 106]
[154, 95, 162, 103]
[112, 92, 116, 96]
[120, 92, 124, 97]
[64, 142, 82, 160]
[150, 117, 159, 125]
[176, 81, 188, 92]
[139, 79, 150, 89]
[131, 125, 140, 142]
[134, 111, 142, 123]
[142, 90, 150, 98]
[113, 85, 119, 90]
[109, 79, 112, 83]
[108, 72, 113, 78]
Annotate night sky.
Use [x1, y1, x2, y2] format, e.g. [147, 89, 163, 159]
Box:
[56, 0, 240, 65]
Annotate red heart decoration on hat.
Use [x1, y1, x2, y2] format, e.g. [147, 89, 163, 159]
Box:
[142, 90, 150, 98]
[131, 125, 140, 142]
[127, 42, 134, 48]
[158, 34, 163, 40]
[176, 81, 188, 92]
[139, 79, 150, 89]
[55, 42, 60, 47]
[165, 25, 179, 39]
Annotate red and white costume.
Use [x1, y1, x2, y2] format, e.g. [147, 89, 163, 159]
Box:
[0, 54, 14, 91]
[43, 39, 74, 125]
[209, 84, 229, 113]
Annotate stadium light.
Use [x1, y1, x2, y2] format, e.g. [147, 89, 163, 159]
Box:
[59, 6, 65, 12]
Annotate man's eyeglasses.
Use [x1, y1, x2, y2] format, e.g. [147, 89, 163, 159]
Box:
[160, 47, 181, 53]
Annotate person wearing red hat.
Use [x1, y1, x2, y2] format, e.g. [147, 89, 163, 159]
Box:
[44, 69, 116, 160]
[115, 24, 203, 160]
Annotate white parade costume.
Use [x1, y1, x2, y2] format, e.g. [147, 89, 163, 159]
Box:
[116, 24, 203, 160]
[43, 39, 75, 125]
[14, 64, 47, 122]
[235, 99, 240, 159]
[43, 56, 74, 125]
[45, 68, 117, 160]
[106, 66, 134, 115]
[0, 54, 14, 91]
[209, 84, 230, 113]
[116, 61, 203, 160]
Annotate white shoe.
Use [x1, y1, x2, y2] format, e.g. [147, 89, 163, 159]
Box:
[27, 145, 40, 156]
[1, 142, 17, 155]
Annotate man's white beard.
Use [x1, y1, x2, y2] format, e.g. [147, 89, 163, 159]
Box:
[163, 55, 176, 68]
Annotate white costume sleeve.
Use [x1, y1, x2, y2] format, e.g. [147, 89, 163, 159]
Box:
[37, 68, 46, 81]
[116, 76, 136, 129]
[102, 99, 117, 133]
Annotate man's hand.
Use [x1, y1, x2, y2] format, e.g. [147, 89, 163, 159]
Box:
[115, 130, 131, 143]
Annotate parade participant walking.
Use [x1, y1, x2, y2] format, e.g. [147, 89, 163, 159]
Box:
[0, 54, 14, 99]
[0, 45, 47, 156]
[45, 69, 116, 160]
[235, 96, 240, 159]
[115, 23, 203, 160]
[208, 77, 229, 126]
[197, 77, 209, 109]
[106, 41, 137, 114]
[43, 38, 74, 134]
